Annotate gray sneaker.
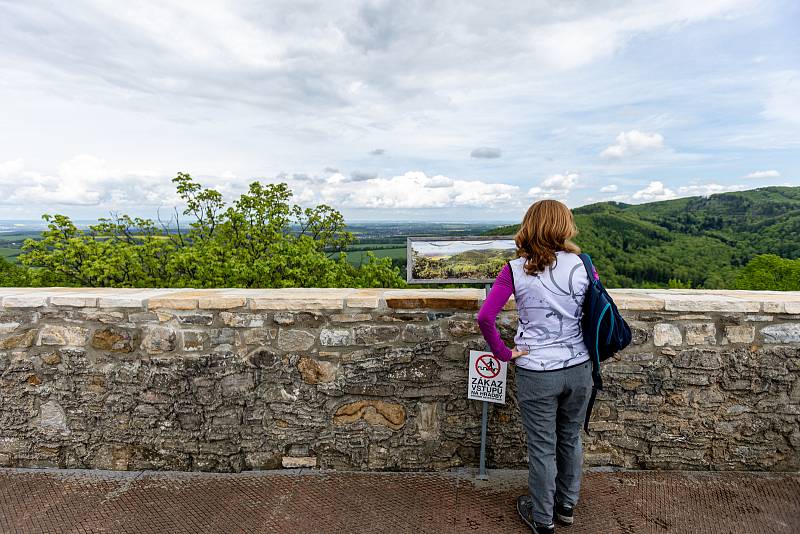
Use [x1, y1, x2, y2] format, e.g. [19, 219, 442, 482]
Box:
[516, 495, 556, 534]
[554, 500, 574, 525]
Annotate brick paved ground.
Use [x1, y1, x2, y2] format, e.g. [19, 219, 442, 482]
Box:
[0, 468, 798, 533]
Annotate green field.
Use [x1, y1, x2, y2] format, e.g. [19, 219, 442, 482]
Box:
[0, 247, 21, 261]
[344, 244, 406, 266]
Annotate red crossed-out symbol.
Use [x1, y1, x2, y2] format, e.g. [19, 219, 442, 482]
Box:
[475, 354, 501, 379]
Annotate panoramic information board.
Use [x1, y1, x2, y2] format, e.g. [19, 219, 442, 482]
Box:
[406, 236, 517, 284]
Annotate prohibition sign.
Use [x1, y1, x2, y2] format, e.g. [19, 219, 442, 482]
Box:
[475, 354, 501, 379]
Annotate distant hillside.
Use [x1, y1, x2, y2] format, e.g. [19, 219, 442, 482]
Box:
[484, 186, 800, 288]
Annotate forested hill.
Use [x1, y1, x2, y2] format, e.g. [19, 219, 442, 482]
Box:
[484, 186, 800, 289]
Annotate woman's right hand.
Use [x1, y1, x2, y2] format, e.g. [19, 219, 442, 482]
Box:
[510, 348, 529, 360]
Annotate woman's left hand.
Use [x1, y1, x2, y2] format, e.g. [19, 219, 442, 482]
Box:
[510, 349, 528, 360]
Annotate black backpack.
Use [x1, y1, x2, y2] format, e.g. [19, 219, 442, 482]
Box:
[578, 253, 632, 431]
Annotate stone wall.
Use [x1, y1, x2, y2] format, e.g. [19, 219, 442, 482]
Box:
[0, 287, 798, 472]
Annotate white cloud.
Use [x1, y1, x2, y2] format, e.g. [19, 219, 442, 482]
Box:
[599, 184, 618, 193]
[529, 0, 754, 70]
[743, 170, 780, 179]
[626, 180, 749, 203]
[0, 155, 174, 207]
[0, 159, 25, 180]
[601, 130, 665, 159]
[527, 172, 580, 198]
[313, 171, 521, 209]
[676, 183, 749, 196]
[630, 181, 676, 201]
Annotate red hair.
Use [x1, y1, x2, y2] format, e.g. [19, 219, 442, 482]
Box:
[514, 199, 580, 276]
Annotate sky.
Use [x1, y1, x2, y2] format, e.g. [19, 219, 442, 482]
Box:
[0, 0, 798, 223]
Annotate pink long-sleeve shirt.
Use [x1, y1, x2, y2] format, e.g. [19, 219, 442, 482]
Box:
[476, 263, 515, 362]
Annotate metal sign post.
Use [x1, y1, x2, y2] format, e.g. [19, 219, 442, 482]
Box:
[478, 282, 491, 480]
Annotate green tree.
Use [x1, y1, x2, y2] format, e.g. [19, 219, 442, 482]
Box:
[734, 254, 800, 291]
[667, 278, 692, 289]
[0, 256, 31, 286]
[20, 173, 406, 289]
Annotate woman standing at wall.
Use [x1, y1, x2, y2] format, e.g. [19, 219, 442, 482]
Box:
[476, 199, 596, 534]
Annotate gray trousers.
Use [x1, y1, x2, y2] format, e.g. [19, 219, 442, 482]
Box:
[515, 361, 593, 524]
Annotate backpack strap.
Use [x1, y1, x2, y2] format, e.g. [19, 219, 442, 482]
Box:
[578, 253, 594, 282]
[506, 259, 514, 293]
[578, 252, 602, 433]
[583, 388, 598, 433]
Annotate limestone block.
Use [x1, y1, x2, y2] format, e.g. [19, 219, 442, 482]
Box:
[128, 312, 160, 323]
[277, 329, 316, 351]
[241, 327, 277, 345]
[333, 400, 406, 430]
[658, 293, 759, 313]
[182, 330, 208, 351]
[297, 357, 338, 384]
[220, 312, 265, 328]
[653, 324, 682, 347]
[0, 329, 37, 349]
[219, 372, 255, 396]
[723, 325, 755, 344]
[245, 452, 282, 470]
[345, 289, 381, 309]
[353, 325, 400, 345]
[282, 456, 317, 468]
[141, 326, 176, 354]
[249, 289, 348, 310]
[79, 310, 126, 324]
[745, 315, 773, 322]
[388, 359, 441, 383]
[164, 312, 214, 326]
[629, 322, 650, 345]
[197, 295, 247, 309]
[611, 293, 665, 311]
[2, 295, 47, 308]
[41, 351, 61, 365]
[97, 295, 149, 308]
[91, 327, 136, 352]
[147, 294, 199, 310]
[39, 400, 70, 434]
[384, 289, 482, 310]
[761, 324, 800, 344]
[685, 323, 716, 345]
[446, 318, 481, 337]
[760, 294, 800, 314]
[320, 328, 351, 346]
[48, 295, 98, 307]
[330, 313, 373, 323]
[93, 445, 132, 470]
[0, 322, 20, 334]
[273, 312, 294, 325]
[401, 324, 443, 343]
[673, 348, 722, 370]
[39, 324, 89, 346]
[414, 402, 440, 441]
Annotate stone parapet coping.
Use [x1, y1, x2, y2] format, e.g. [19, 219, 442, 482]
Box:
[0, 287, 799, 314]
